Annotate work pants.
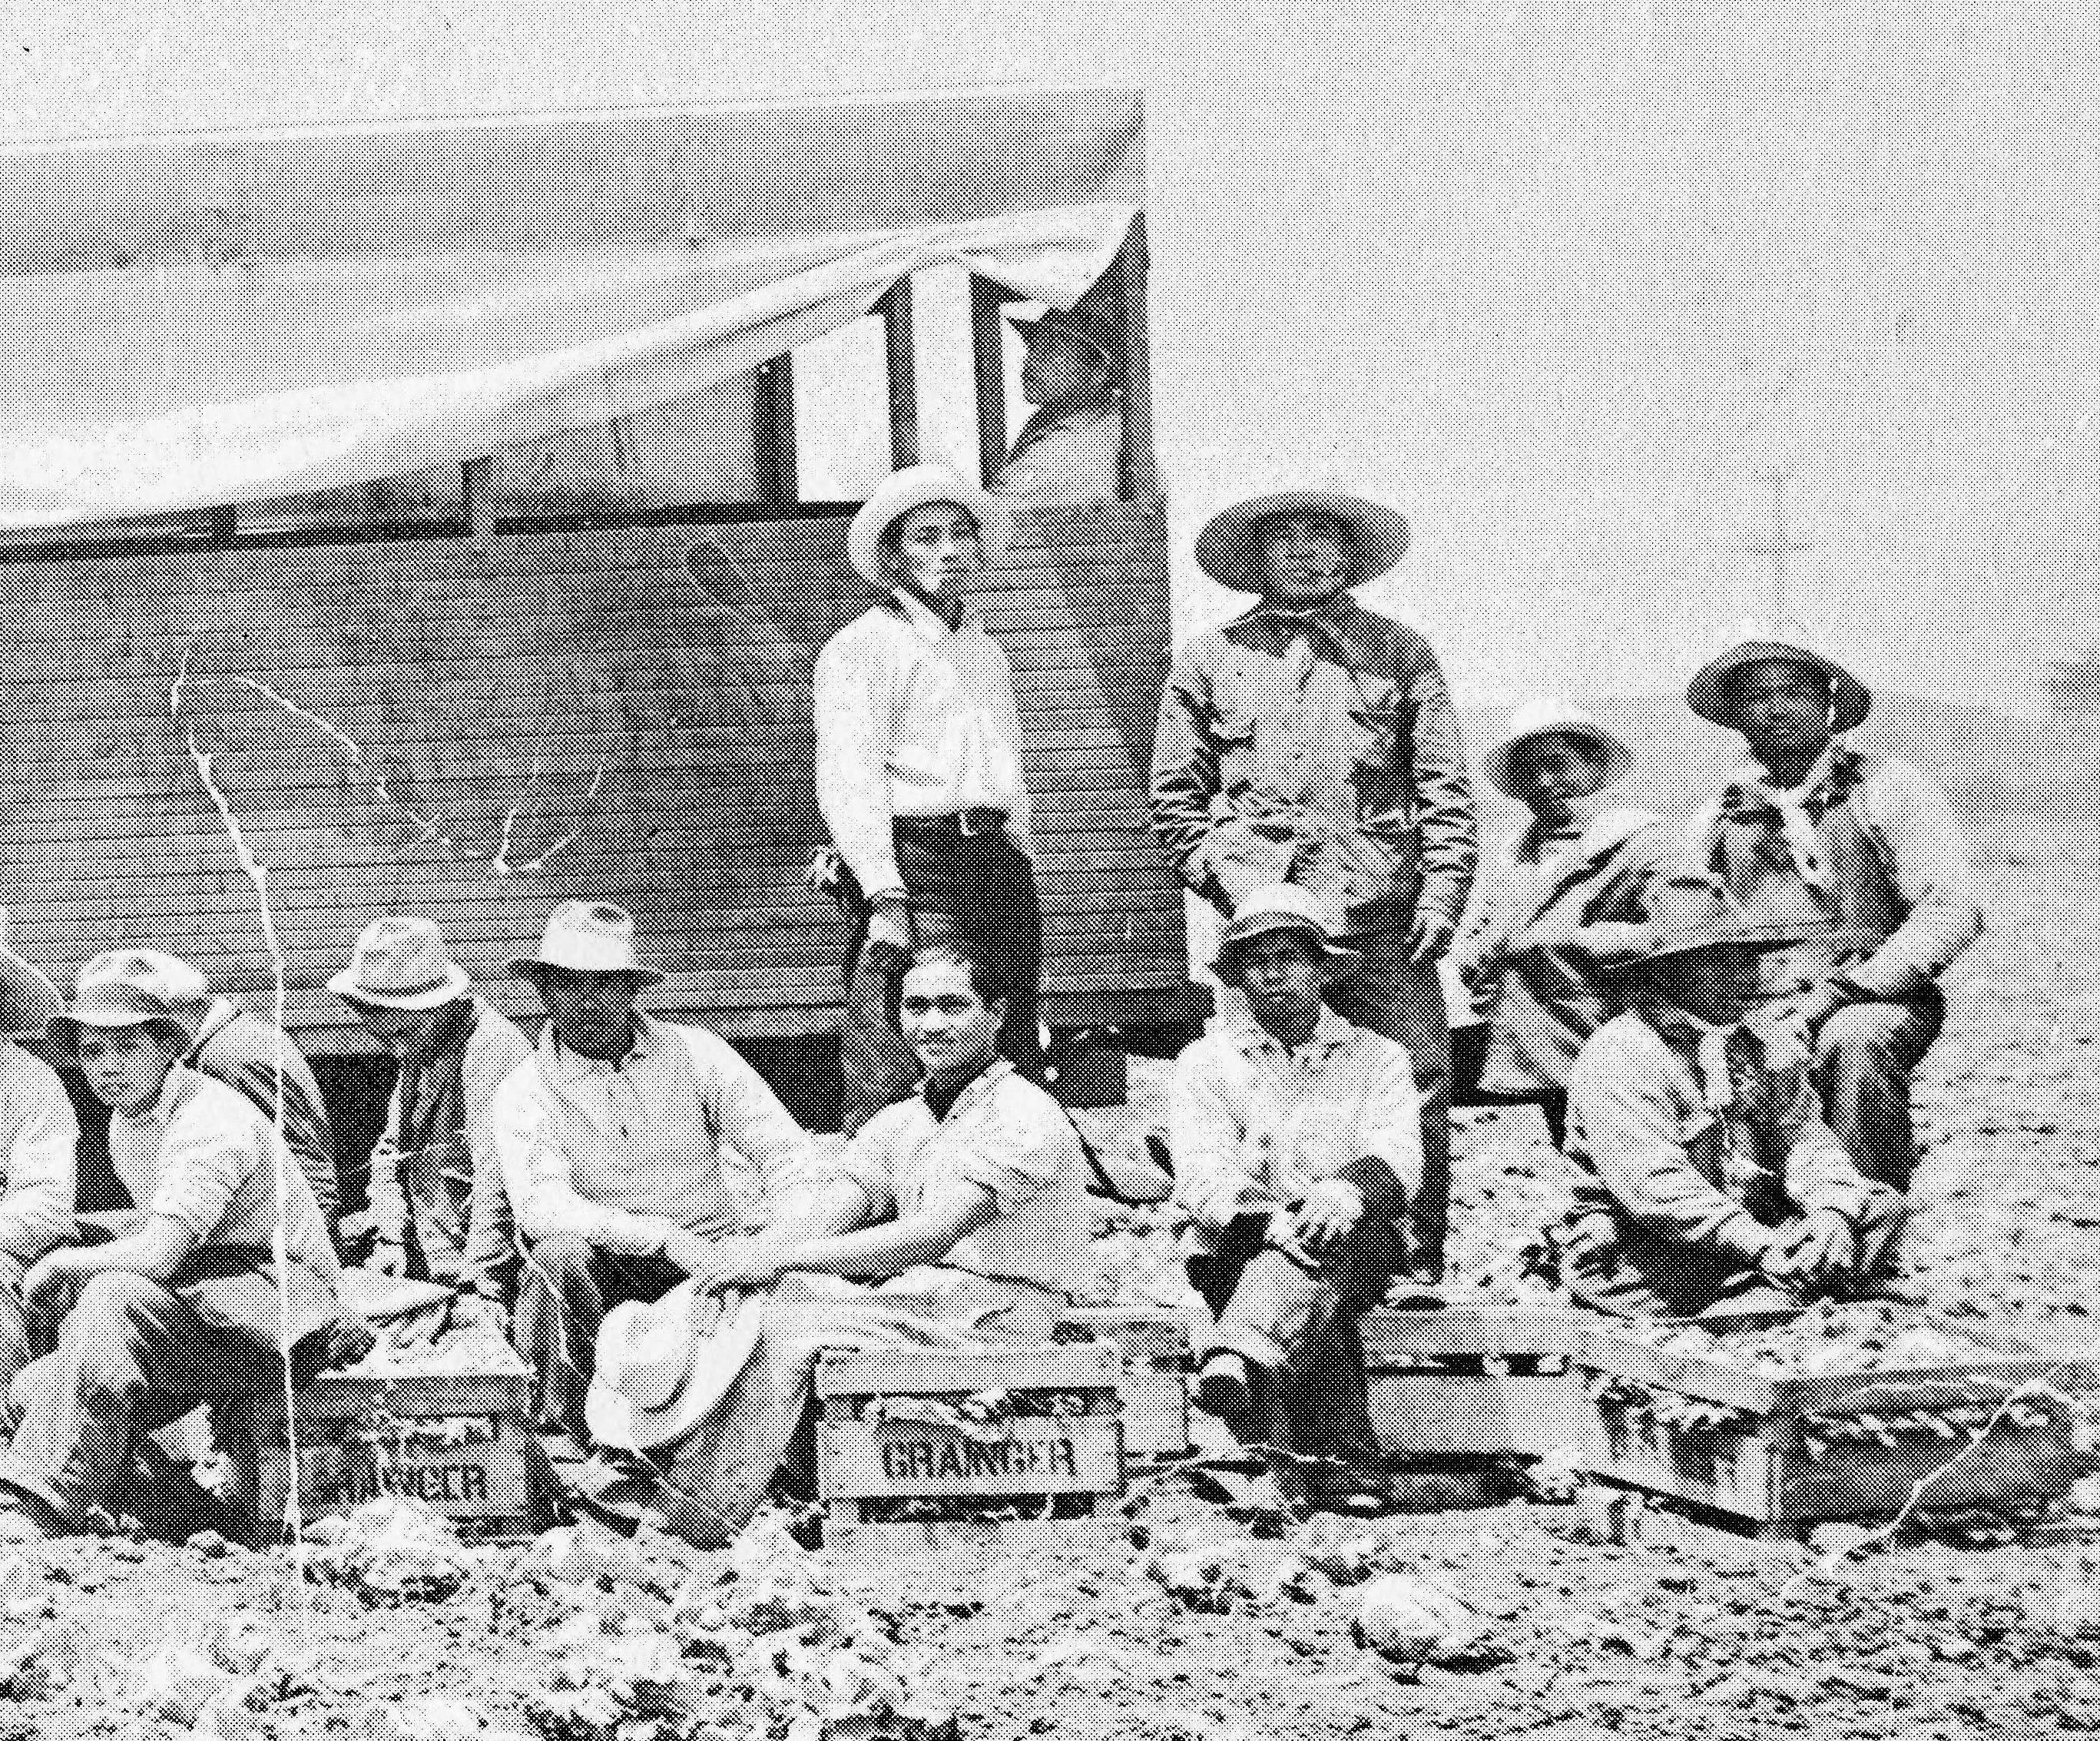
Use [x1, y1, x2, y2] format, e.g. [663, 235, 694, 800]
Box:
[0, 1255, 32, 1413]
[1813, 995, 1943, 1195]
[838, 820, 1045, 1135]
[1187, 1212, 1399, 1474]
[1323, 922, 1453, 1278]
[1562, 1195, 1907, 1322]
[514, 1236, 691, 1445]
[4, 1268, 334, 1524]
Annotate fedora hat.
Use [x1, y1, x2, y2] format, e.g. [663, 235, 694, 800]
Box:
[1194, 492, 1409, 593]
[0, 914, 61, 1043]
[329, 917, 472, 1010]
[1482, 700, 1634, 801]
[846, 463, 1007, 587]
[50, 950, 200, 1040]
[1687, 641, 1872, 735]
[1608, 874, 1810, 973]
[586, 1281, 767, 1454]
[1210, 884, 1363, 985]
[508, 900, 666, 984]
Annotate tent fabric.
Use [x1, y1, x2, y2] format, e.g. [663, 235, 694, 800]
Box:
[0, 88, 1143, 529]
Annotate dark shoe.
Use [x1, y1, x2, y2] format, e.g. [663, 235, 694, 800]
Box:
[1194, 1351, 1254, 1423]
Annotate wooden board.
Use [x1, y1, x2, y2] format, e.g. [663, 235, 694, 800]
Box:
[815, 1344, 1120, 1398]
[817, 1417, 1125, 1501]
[1576, 1320, 2077, 1419]
[1369, 1372, 1594, 1461]
[0, 502, 1203, 1049]
[1363, 1304, 1595, 1363]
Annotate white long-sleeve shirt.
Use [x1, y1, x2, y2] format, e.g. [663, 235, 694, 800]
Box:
[813, 592, 1033, 900]
[488, 1016, 816, 1258]
[0, 1042, 76, 1268]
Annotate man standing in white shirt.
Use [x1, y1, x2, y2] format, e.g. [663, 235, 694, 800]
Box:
[815, 463, 1045, 1133]
[489, 901, 816, 1451]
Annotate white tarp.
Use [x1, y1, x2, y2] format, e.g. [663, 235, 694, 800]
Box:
[0, 87, 1143, 528]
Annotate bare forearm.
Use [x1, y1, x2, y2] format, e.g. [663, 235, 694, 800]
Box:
[777, 1215, 966, 1283]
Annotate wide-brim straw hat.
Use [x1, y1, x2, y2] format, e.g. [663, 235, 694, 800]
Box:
[1482, 700, 1635, 801]
[1194, 492, 1410, 592]
[846, 463, 1008, 587]
[1606, 874, 1811, 973]
[508, 900, 667, 985]
[329, 916, 472, 1010]
[1209, 884, 1363, 984]
[586, 1280, 767, 1453]
[1686, 641, 1872, 735]
[0, 914, 62, 1043]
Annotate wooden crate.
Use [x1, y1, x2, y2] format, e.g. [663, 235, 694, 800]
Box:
[1056, 1306, 1194, 1460]
[222, 1368, 555, 1541]
[1363, 1304, 1598, 1461]
[814, 1345, 1125, 1526]
[1576, 1321, 2094, 1535]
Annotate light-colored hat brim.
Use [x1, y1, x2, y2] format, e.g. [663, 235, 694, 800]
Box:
[846, 466, 1009, 587]
[587, 1283, 767, 1454]
[1604, 924, 1813, 973]
[508, 958, 667, 987]
[328, 960, 472, 1010]
[1211, 916, 1363, 984]
[0, 953, 63, 1042]
[1483, 721, 1634, 801]
[1687, 642, 1872, 734]
[1194, 492, 1409, 592]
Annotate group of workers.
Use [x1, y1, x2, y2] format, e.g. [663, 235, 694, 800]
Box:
[0, 433, 1982, 1537]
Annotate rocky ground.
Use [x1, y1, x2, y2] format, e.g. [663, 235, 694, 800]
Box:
[7, 818, 2100, 1739]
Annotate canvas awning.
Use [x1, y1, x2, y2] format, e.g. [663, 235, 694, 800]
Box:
[0, 85, 1144, 527]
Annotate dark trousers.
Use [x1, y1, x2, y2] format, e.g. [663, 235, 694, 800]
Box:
[1562, 1196, 1907, 1321]
[1813, 996, 1943, 1195]
[839, 821, 1045, 1135]
[1450, 1023, 1568, 1149]
[1323, 924, 1453, 1278]
[1187, 1212, 1399, 1472]
[515, 1236, 691, 1444]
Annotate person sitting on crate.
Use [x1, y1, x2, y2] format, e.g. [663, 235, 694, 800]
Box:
[1170, 884, 1419, 1514]
[329, 918, 531, 1324]
[813, 463, 1045, 1138]
[1683, 638, 1983, 1202]
[580, 938, 1096, 1547]
[488, 901, 818, 1461]
[69, 950, 342, 1253]
[0, 962, 358, 1537]
[0, 923, 74, 1409]
[1561, 873, 1907, 1321]
[1448, 701, 1669, 1150]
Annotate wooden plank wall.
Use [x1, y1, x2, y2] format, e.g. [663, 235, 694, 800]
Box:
[0, 499, 1203, 1050]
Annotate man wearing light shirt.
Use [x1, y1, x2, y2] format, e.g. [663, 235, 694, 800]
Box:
[1684, 641, 1984, 1195]
[815, 463, 1045, 1133]
[0, 932, 74, 1403]
[1171, 886, 1419, 1514]
[489, 901, 816, 1451]
[0, 963, 347, 1535]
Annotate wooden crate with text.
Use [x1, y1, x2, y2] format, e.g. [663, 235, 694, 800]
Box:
[815, 1345, 1125, 1529]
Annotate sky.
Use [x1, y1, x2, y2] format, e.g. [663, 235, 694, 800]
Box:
[2, 0, 2095, 715]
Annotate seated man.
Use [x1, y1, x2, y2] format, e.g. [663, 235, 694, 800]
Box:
[586, 939, 1096, 1546]
[0, 928, 74, 1402]
[489, 901, 816, 1452]
[330, 917, 531, 1317]
[1170, 885, 1417, 1511]
[1562, 874, 1906, 1320]
[0, 966, 349, 1534]
[72, 952, 340, 1249]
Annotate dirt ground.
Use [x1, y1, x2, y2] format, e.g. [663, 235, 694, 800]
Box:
[7, 817, 2100, 1740]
